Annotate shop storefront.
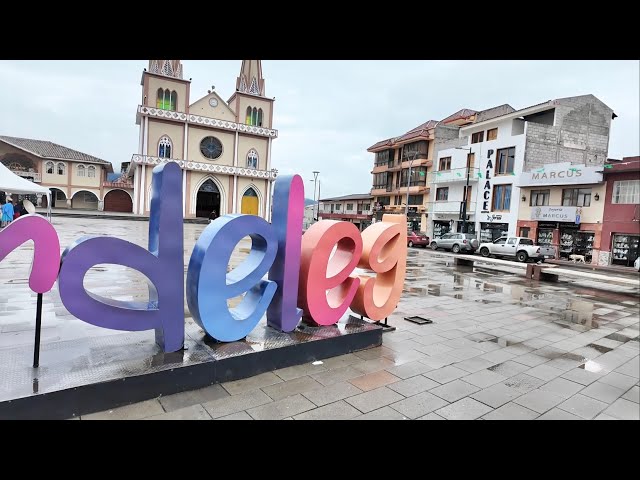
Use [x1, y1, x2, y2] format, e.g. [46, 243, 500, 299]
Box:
[480, 222, 508, 243]
[433, 220, 452, 239]
[456, 222, 476, 235]
[611, 234, 640, 267]
[536, 221, 555, 246]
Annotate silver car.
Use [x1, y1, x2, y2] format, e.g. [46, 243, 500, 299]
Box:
[430, 233, 479, 254]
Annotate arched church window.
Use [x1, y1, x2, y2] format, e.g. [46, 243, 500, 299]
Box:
[156, 88, 177, 111]
[246, 106, 252, 125]
[246, 149, 259, 169]
[257, 108, 263, 127]
[251, 107, 258, 126]
[158, 136, 173, 158]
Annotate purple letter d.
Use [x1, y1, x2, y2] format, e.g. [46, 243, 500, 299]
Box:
[57, 162, 184, 352]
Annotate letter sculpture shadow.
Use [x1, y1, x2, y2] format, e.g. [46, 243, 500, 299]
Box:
[0, 214, 60, 293]
[57, 162, 184, 352]
[187, 214, 278, 342]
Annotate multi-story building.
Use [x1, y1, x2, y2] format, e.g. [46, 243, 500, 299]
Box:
[433, 95, 616, 252]
[0, 135, 136, 212]
[303, 204, 317, 230]
[125, 60, 278, 219]
[318, 194, 373, 231]
[599, 156, 640, 267]
[367, 113, 468, 232]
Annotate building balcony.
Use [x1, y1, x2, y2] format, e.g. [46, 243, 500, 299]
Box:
[372, 164, 391, 174]
[402, 158, 432, 169]
[130, 155, 278, 180]
[428, 167, 480, 184]
[137, 105, 278, 139]
[11, 170, 41, 182]
[394, 184, 430, 194]
[370, 187, 393, 196]
[427, 201, 477, 215]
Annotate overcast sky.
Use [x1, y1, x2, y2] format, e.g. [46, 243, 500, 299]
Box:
[1, 60, 638, 199]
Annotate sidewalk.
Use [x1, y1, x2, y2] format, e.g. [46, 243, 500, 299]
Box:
[546, 259, 639, 277]
[35, 208, 208, 224]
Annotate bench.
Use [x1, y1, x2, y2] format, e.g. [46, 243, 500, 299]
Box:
[526, 264, 639, 286]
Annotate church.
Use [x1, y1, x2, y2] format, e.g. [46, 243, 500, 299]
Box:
[126, 60, 278, 219]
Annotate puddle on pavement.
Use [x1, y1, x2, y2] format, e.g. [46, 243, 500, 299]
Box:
[604, 333, 632, 343]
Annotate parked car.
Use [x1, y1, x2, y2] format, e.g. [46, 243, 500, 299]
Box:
[478, 236, 556, 263]
[430, 233, 479, 253]
[408, 231, 430, 248]
[634, 256, 640, 272]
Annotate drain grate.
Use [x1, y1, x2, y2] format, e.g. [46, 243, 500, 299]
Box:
[404, 316, 433, 325]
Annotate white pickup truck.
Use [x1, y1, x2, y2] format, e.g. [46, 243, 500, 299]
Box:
[478, 236, 556, 263]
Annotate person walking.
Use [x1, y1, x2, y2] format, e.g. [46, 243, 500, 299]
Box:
[1, 198, 14, 228]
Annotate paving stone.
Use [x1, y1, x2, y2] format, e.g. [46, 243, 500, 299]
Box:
[560, 368, 604, 386]
[387, 375, 440, 397]
[273, 362, 328, 381]
[423, 365, 468, 384]
[222, 372, 283, 395]
[453, 357, 497, 373]
[463, 369, 507, 388]
[580, 381, 626, 404]
[203, 389, 273, 419]
[349, 370, 400, 391]
[602, 398, 640, 420]
[351, 357, 397, 374]
[430, 379, 480, 403]
[82, 399, 164, 420]
[514, 353, 550, 367]
[435, 397, 493, 420]
[353, 346, 394, 360]
[622, 385, 639, 403]
[416, 412, 446, 420]
[302, 381, 363, 407]
[482, 402, 539, 420]
[538, 377, 584, 399]
[527, 363, 565, 381]
[145, 404, 212, 420]
[293, 400, 361, 420]
[419, 352, 459, 369]
[385, 360, 434, 379]
[514, 389, 566, 414]
[471, 383, 523, 409]
[537, 408, 583, 420]
[390, 391, 449, 419]
[488, 361, 530, 378]
[355, 406, 409, 420]
[247, 394, 316, 420]
[345, 386, 405, 414]
[558, 393, 608, 419]
[217, 411, 253, 420]
[382, 348, 426, 365]
[261, 376, 324, 401]
[478, 349, 517, 364]
[310, 366, 364, 386]
[159, 384, 229, 412]
[600, 372, 638, 391]
[318, 353, 363, 370]
[501, 374, 545, 394]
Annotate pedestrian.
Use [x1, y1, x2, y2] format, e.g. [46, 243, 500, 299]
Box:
[208, 210, 218, 223]
[2, 198, 14, 228]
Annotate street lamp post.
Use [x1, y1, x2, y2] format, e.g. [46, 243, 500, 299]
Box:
[455, 147, 473, 233]
[311, 171, 319, 222]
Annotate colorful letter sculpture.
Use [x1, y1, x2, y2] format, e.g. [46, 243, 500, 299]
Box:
[267, 174, 304, 332]
[187, 214, 278, 342]
[349, 214, 407, 321]
[0, 215, 60, 293]
[298, 220, 363, 326]
[57, 162, 185, 352]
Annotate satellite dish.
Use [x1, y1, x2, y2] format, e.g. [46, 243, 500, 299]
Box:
[23, 199, 35, 214]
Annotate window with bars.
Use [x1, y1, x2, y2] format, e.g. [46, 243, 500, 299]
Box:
[612, 180, 640, 204]
[46, 162, 54, 174]
[436, 187, 449, 201]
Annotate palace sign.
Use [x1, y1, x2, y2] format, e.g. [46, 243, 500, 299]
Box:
[0, 162, 407, 352]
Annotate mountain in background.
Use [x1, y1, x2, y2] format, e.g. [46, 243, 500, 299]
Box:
[304, 198, 316, 207]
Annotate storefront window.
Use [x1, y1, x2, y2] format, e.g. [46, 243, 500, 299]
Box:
[433, 221, 451, 239]
[559, 225, 580, 260]
[612, 234, 640, 267]
[480, 223, 508, 243]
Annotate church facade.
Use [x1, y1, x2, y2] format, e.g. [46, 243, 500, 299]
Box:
[126, 60, 278, 219]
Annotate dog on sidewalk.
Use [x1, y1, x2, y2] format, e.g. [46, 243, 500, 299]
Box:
[569, 254, 586, 263]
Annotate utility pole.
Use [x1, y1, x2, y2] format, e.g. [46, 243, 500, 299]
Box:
[311, 171, 319, 222]
[455, 147, 473, 233]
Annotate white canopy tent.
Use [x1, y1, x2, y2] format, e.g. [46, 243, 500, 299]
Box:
[0, 162, 51, 220]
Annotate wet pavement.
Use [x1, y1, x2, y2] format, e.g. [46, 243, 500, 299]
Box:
[1, 218, 638, 420]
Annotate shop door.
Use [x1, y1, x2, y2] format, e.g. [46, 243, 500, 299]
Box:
[613, 234, 640, 267]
